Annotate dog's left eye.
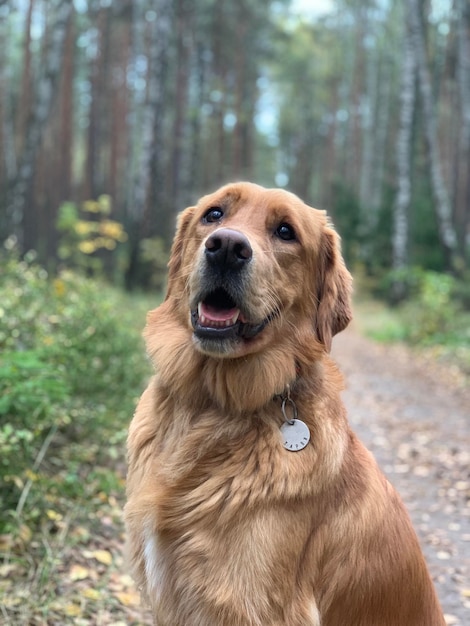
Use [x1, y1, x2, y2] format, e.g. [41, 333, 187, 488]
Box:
[276, 223, 296, 241]
[203, 207, 224, 223]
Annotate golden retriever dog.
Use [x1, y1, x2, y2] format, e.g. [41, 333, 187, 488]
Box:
[125, 182, 445, 625]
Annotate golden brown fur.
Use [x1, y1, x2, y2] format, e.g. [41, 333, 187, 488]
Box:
[125, 182, 445, 625]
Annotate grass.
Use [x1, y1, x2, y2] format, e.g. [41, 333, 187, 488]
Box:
[352, 297, 409, 343]
[353, 292, 470, 382]
[0, 255, 157, 625]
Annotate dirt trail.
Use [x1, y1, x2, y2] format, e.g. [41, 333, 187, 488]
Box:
[332, 326, 470, 625]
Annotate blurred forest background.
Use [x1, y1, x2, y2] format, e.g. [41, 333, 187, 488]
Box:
[1, 0, 470, 289]
[1, 0, 470, 623]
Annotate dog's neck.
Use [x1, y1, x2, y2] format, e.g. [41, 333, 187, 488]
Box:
[145, 302, 325, 415]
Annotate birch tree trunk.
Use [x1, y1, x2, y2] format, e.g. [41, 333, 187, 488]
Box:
[5, 0, 73, 248]
[455, 0, 470, 260]
[169, 0, 191, 211]
[125, 0, 172, 287]
[0, 10, 16, 191]
[408, 0, 459, 269]
[392, 17, 416, 300]
[17, 0, 34, 158]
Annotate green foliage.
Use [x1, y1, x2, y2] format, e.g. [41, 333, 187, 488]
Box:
[374, 269, 470, 350]
[139, 237, 170, 292]
[330, 182, 362, 266]
[405, 271, 456, 342]
[56, 196, 128, 277]
[0, 249, 152, 535]
[0, 351, 69, 438]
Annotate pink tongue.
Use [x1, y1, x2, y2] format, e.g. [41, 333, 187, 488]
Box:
[200, 302, 239, 322]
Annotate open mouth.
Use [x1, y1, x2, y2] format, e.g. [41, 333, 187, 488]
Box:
[190, 287, 275, 341]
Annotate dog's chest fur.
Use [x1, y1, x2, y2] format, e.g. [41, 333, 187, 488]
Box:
[134, 399, 327, 626]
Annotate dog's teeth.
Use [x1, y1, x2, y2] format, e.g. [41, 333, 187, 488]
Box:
[200, 314, 207, 324]
[231, 310, 240, 325]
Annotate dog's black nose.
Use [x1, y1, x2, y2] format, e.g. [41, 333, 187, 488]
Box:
[205, 229, 252, 270]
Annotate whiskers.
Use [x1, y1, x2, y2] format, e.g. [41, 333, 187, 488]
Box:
[260, 285, 282, 321]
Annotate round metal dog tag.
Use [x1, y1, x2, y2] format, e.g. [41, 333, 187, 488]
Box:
[280, 419, 310, 451]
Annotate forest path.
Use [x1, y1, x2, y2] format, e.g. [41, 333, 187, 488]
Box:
[332, 326, 470, 625]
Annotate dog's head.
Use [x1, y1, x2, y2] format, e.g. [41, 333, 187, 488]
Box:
[164, 182, 352, 358]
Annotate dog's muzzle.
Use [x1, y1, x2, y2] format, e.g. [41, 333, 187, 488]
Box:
[190, 229, 277, 347]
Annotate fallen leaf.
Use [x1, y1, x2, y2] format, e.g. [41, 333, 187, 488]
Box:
[69, 564, 90, 581]
[114, 590, 141, 607]
[83, 587, 101, 600]
[18, 524, 32, 544]
[46, 509, 63, 522]
[0, 564, 18, 578]
[90, 549, 113, 565]
[1, 596, 21, 608]
[0, 535, 14, 550]
[64, 603, 82, 617]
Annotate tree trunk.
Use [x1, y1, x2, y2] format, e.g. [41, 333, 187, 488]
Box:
[16, 0, 34, 158]
[169, 0, 191, 211]
[455, 0, 470, 262]
[369, 55, 392, 213]
[392, 16, 416, 301]
[408, 0, 459, 269]
[109, 2, 132, 218]
[6, 0, 73, 249]
[125, 0, 173, 288]
[84, 4, 112, 200]
[0, 10, 17, 240]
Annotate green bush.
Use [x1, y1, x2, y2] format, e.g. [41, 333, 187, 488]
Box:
[0, 250, 152, 534]
[376, 268, 470, 349]
[406, 271, 457, 342]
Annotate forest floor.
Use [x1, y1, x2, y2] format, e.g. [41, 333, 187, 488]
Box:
[2, 325, 469, 625]
[332, 325, 470, 626]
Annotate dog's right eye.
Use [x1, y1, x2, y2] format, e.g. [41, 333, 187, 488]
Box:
[202, 207, 224, 224]
[275, 222, 297, 241]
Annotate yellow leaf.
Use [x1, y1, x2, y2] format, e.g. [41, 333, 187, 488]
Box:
[18, 524, 32, 544]
[462, 588, 470, 598]
[83, 587, 101, 600]
[46, 509, 63, 522]
[69, 564, 90, 581]
[65, 603, 82, 617]
[12, 476, 24, 490]
[24, 469, 39, 482]
[53, 279, 66, 297]
[90, 549, 113, 566]
[78, 240, 96, 254]
[114, 590, 140, 607]
[83, 200, 100, 213]
[118, 574, 134, 588]
[1, 596, 21, 608]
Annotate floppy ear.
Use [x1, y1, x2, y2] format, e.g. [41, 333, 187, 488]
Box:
[165, 206, 195, 299]
[314, 226, 353, 351]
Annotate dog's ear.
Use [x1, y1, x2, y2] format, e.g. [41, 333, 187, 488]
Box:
[165, 206, 195, 299]
[314, 226, 353, 351]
